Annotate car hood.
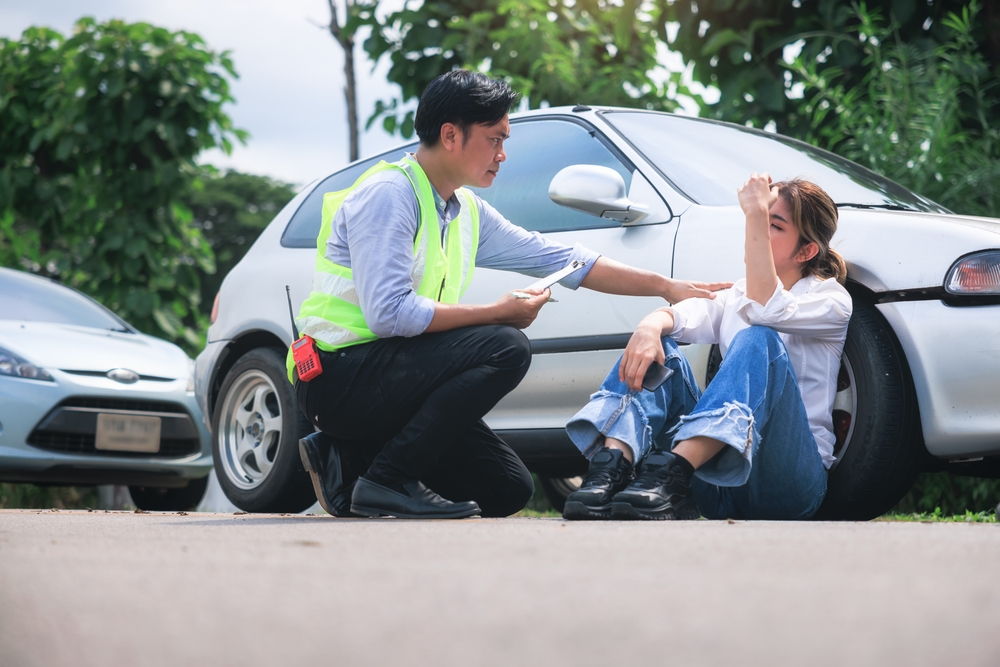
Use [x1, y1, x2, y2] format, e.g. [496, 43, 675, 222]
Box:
[0, 320, 190, 379]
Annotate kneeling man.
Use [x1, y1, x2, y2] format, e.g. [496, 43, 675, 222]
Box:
[290, 70, 724, 519]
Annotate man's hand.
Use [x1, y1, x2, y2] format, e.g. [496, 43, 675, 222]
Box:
[491, 288, 551, 329]
[663, 278, 732, 304]
[580, 256, 730, 304]
[619, 317, 668, 392]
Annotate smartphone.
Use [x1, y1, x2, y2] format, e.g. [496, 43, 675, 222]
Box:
[641, 361, 673, 392]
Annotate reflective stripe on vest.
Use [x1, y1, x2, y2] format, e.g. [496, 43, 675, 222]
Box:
[286, 157, 480, 381]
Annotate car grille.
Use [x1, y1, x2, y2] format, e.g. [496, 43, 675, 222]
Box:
[27, 397, 201, 458]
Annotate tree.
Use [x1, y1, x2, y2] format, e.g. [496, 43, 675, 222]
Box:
[657, 0, 1000, 138]
[184, 168, 296, 308]
[0, 18, 246, 351]
[362, 0, 697, 138]
[323, 0, 374, 161]
[792, 1, 999, 217]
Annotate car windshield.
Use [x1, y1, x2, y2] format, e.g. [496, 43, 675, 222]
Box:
[602, 111, 946, 212]
[0, 270, 131, 332]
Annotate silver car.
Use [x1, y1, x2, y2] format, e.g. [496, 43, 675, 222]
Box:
[0, 268, 212, 510]
[195, 106, 1000, 519]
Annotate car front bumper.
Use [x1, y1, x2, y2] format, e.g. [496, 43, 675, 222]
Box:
[878, 299, 1000, 459]
[0, 369, 212, 486]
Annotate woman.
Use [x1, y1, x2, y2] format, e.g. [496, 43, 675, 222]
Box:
[563, 173, 852, 521]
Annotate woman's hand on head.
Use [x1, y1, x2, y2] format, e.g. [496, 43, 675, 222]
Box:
[738, 172, 779, 217]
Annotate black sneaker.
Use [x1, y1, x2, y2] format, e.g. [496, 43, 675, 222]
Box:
[562, 447, 635, 520]
[299, 432, 359, 517]
[611, 451, 700, 521]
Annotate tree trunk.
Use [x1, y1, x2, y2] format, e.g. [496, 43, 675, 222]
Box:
[328, 0, 359, 162]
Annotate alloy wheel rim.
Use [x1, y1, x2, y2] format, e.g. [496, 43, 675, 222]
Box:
[218, 370, 283, 490]
[830, 354, 858, 470]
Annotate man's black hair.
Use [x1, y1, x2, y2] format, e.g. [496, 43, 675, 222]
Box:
[414, 70, 521, 147]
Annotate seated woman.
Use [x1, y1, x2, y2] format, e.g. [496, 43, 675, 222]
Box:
[563, 173, 852, 521]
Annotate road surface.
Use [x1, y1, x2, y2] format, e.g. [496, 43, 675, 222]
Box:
[1, 510, 998, 666]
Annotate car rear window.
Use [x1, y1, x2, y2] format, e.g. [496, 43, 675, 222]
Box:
[280, 146, 417, 248]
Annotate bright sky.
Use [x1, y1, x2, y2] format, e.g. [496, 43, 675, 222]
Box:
[0, 0, 408, 187]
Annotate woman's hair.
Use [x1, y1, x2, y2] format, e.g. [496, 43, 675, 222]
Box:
[773, 178, 848, 284]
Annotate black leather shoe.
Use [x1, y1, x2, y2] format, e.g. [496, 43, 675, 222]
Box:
[350, 476, 481, 519]
[299, 432, 357, 517]
[563, 447, 635, 520]
[611, 451, 700, 521]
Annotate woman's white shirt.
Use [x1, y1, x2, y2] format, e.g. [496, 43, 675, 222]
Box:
[667, 275, 853, 468]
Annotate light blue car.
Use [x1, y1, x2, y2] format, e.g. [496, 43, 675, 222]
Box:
[0, 268, 211, 510]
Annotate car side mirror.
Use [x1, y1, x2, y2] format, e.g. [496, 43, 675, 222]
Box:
[548, 165, 651, 225]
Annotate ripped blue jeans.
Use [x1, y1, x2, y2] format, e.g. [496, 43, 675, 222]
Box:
[566, 326, 827, 520]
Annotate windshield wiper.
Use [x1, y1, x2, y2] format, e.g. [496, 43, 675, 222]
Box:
[836, 202, 915, 211]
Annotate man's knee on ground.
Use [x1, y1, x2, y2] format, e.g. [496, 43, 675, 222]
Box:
[478, 467, 534, 518]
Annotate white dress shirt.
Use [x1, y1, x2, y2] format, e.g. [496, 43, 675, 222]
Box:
[668, 275, 853, 468]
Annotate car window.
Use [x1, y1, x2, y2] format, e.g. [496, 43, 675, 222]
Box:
[469, 119, 634, 233]
[280, 145, 417, 248]
[603, 110, 946, 212]
[0, 269, 131, 332]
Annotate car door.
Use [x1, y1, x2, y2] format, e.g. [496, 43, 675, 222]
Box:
[463, 116, 680, 429]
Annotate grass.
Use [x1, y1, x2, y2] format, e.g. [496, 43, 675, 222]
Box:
[877, 509, 997, 523]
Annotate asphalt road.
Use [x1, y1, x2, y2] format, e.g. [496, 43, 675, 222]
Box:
[1, 510, 998, 667]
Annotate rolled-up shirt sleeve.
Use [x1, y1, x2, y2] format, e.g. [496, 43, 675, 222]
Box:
[337, 180, 436, 338]
[731, 278, 852, 340]
[667, 290, 729, 344]
[474, 198, 600, 289]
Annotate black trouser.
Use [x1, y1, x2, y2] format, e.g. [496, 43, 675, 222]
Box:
[295, 325, 534, 517]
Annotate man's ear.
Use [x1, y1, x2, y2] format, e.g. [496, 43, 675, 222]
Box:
[439, 122, 461, 152]
[797, 241, 819, 264]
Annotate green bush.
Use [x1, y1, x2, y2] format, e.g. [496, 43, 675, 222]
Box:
[0, 483, 98, 509]
[791, 0, 1000, 217]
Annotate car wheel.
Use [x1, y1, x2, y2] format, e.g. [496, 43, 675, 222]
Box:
[814, 299, 923, 520]
[212, 347, 315, 513]
[538, 475, 582, 513]
[129, 476, 209, 512]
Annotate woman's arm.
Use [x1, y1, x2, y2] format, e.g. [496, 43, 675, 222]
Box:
[737, 172, 780, 305]
[618, 308, 675, 392]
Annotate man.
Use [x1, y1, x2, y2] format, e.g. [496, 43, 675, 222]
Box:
[291, 70, 723, 519]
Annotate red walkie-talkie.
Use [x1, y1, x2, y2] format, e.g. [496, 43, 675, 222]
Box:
[287, 286, 323, 382]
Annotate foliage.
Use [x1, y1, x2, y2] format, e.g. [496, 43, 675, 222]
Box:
[184, 168, 296, 309]
[790, 1, 1000, 216]
[0, 18, 246, 352]
[893, 472, 1000, 516]
[658, 0, 1000, 138]
[877, 510, 996, 523]
[0, 483, 98, 510]
[362, 0, 695, 137]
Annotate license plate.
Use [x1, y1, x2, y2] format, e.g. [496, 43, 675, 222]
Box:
[95, 413, 161, 453]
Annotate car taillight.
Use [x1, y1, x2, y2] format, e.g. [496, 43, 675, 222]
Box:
[211, 292, 221, 325]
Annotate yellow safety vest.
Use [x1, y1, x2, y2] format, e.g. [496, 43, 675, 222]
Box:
[286, 157, 480, 381]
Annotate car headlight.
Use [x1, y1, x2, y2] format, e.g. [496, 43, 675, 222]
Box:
[0, 346, 55, 381]
[186, 358, 195, 392]
[945, 250, 1000, 295]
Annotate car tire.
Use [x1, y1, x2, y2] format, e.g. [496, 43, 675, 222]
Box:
[814, 299, 923, 521]
[211, 347, 315, 513]
[129, 476, 209, 511]
[538, 475, 582, 513]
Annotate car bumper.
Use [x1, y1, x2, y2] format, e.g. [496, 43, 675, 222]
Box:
[0, 370, 212, 486]
[194, 338, 231, 431]
[878, 300, 1000, 459]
